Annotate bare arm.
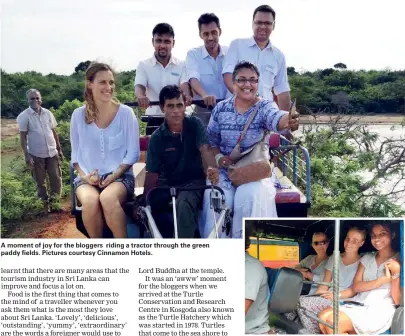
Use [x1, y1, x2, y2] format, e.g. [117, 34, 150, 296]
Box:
[180, 82, 193, 106]
[52, 129, 62, 152]
[113, 164, 132, 179]
[339, 287, 356, 299]
[245, 299, 253, 314]
[19, 131, 29, 156]
[199, 144, 216, 172]
[316, 269, 332, 294]
[135, 84, 147, 98]
[277, 92, 291, 111]
[189, 78, 207, 98]
[352, 263, 390, 293]
[223, 73, 234, 94]
[20, 131, 34, 166]
[388, 259, 401, 305]
[73, 162, 86, 178]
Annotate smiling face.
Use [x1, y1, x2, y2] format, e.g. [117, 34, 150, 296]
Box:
[312, 233, 329, 255]
[344, 229, 365, 253]
[199, 21, 221, 52]
[232, 67, 259, 101]
[371, 224, 393, 251]
[28, 91, 42, 110]
[87, 70, 115, 104]
[252, 11, 275, 43]
[152, 33, 174, 59]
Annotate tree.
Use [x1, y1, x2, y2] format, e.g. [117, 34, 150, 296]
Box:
[301, 114, 405, 217]
[74, 60, 91, 73]
[334, 62, 347, 69]
[287, 67, 297, 76]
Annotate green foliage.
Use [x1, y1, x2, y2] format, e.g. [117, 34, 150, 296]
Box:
[74, 61, 91, 74]
[1, 157, 44, 227]
[1, 68, 404, 118]
[302, 122, 405, 217]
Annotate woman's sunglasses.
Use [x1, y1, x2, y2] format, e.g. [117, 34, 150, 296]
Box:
[312, 240, 328, 246]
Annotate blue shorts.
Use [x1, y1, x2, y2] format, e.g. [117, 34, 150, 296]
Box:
[74, 174, 135, 200]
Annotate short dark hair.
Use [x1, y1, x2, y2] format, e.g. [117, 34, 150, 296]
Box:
[253, 5, 276, 20]
[159, 85, 185, 106]
[152, 23, 175, 38]
[232, 61, 260, 81]
[198, 13, 220, 31]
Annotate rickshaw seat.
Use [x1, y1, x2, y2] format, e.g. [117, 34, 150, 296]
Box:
[268, 267, 303, 313]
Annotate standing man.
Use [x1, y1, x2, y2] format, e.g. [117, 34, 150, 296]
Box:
[17, 89, 64, 212]
[185, 13, 229, 126]
[143, 85, 218, 238]
[135, 23, 192, 135]
[222, 5, 291, 111]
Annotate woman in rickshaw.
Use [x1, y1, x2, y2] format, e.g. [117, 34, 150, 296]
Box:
[294, 226, 366, 333]
[70, 62, 140, 238]
[201, 61, 299, 238]
[318, 222, 401, 334]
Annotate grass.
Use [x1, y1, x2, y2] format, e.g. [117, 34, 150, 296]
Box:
[1, 136, 21, 170]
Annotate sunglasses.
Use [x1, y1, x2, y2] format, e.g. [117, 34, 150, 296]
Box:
[312, 240, 328, 246]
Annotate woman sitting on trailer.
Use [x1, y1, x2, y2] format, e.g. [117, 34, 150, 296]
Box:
[70, 62, 140, 238]
[318, 222, 401, 335]
[294, 226, 366, 334]
[201, 61, 300, 238]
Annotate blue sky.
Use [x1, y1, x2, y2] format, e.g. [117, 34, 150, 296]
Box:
[1, 0, 404, 74]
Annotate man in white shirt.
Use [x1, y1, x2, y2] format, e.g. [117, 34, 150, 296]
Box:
[185, 13, 229, 126]
[223, 5, 291, 111]
[16, 89, 64, 212]
[134, 23, 192, 135]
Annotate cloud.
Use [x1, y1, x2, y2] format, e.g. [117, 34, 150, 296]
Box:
[2, 0, 405, 74]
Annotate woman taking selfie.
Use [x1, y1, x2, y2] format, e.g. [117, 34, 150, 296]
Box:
[201, 61, 299, 238]
[70, 62, 140, 238]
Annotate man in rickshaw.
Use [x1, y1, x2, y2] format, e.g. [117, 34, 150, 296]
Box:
[143, 85, 218, 238]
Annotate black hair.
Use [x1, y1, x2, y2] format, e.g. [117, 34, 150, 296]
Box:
[159, 85, 185, 107]
[152, 23, 175, 38]
[368, 221, 396, 237]
[232, 61, 260, 81]
[253, 5, 276, 20]
[197, 13, 220, 31]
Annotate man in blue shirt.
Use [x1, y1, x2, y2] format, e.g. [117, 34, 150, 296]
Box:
[186, 13, 229, 126]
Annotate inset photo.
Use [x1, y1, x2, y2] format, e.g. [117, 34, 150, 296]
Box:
[244, 219, 404, 335]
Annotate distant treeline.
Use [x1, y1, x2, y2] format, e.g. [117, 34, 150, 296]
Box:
[1, 64, 404, 118]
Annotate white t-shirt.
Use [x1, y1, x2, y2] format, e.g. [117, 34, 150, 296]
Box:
[245, 252, 270, 334]
[325, 253, 360, 291]
[134, 55, 188, 116]
[70, 104, 140, 179]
